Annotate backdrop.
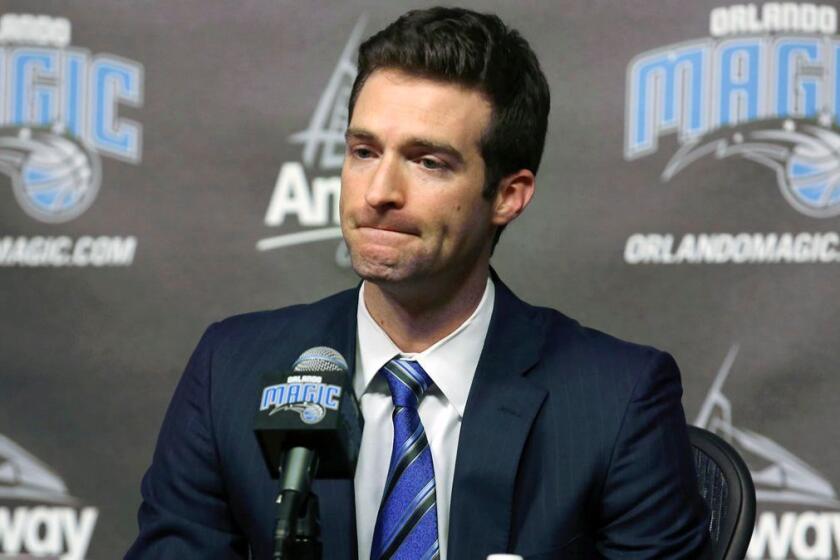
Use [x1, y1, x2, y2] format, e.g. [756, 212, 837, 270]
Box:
[1, 1, 838, 558]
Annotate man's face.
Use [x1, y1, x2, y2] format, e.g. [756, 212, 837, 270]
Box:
[340, 69, 495, 287]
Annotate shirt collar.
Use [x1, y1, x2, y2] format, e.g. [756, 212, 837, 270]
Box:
[354, 277, 495, 418]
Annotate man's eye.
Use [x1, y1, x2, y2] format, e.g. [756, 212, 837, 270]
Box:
[352, 147, 374, 159]
[419, 157, 447, 170]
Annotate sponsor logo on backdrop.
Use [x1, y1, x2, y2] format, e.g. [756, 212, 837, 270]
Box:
[697, 346, 840, 559]
[257, 17, 367, 267]
[0, 433, 97, 560]
[0, 13, 143, 267]
[623, 3, 840, 264]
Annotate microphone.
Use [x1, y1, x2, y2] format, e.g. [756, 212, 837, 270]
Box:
[253, 347, 363, 560]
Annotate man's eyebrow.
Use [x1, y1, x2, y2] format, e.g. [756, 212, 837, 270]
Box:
[407, 137, 465, 165]
[345, 127, 376, 142]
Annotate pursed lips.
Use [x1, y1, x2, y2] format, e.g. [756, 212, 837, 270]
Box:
[357, 224, 419, 237]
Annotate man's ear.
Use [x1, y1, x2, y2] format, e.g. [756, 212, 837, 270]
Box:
[491, 169, 536, 227]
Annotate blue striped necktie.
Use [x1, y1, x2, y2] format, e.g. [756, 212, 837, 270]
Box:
[370, 358, 440, 560]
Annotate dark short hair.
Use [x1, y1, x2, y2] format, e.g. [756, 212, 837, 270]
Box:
[348, 7, 551, 247]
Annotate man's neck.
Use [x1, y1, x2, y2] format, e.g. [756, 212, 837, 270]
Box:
[362, 266, 490, 353]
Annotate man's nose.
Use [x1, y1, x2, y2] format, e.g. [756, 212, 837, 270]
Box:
[364, 155, 405, 209]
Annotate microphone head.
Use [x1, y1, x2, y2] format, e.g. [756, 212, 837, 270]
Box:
[254, 347, 363, 479]
[292, 346, 348, 373]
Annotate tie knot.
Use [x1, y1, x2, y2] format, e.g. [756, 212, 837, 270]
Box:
[380, 358, 434, 409]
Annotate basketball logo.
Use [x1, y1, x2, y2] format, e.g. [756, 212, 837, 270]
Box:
[662, 120, 840, 218]
[0, 126, 101, 223]
[786, 125, 840, 216]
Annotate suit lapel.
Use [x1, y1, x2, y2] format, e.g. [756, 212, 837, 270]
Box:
[447, 274, 548, 559]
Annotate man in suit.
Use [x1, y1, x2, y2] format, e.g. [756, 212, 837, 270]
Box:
[128, 7, 710, 559]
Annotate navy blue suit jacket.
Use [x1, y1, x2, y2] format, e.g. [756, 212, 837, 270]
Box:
[127, 276, 710, 559]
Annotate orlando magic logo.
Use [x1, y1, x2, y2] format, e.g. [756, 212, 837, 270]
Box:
[0, 13, 143, 224]
[0, 126, 101, 223]
[624, 4, 840, 218]
[260, 380, 342, 425]
[663, 119, 840, 218]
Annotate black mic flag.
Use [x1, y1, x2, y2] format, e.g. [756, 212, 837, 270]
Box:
[253, 346, 363, 478]
[254, 347, 363, 559]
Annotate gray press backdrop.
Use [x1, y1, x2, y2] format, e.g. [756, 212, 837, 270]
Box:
[1, 1, 839, 559]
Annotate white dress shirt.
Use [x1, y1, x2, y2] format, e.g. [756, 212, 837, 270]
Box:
[353, 278, 495, 560]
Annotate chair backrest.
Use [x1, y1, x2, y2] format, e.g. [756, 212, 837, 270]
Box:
[688, 426, 756, 560]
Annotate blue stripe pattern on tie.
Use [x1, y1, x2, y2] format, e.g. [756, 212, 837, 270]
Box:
[370, 358, 440, 560]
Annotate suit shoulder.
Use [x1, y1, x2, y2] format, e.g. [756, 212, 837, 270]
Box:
[205, 287, 358, 346]
[532, 305, 673, 381]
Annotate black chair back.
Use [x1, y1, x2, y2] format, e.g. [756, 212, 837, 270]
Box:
[689, 426, 756, 560]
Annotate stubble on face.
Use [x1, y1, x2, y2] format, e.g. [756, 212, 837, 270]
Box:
[339, 70, 495, 294]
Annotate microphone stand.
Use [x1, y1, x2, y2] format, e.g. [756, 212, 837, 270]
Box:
[273, 447, 322, 560]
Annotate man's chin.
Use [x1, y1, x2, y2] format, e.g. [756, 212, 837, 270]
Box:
[351, 260, 403, 283]
[349, 252, 414, 284]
